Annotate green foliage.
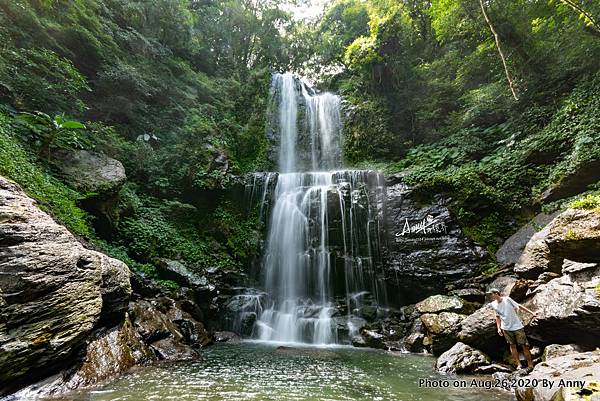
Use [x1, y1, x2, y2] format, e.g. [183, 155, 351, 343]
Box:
[116, 190, 261, 271]
[569, 193, 600, 210]
[308, 0, 600, 161]
[2, 0, 600, 282]
[374, 71, 600, 252]
[15, 111, 87, 157]
[0, 47, 89, 114]
[0, 112, 92, 237]
[0, 0, 290, 283]
[565, 229, 583, 241]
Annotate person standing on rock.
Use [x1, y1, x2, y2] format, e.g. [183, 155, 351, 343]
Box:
[486, 288, 537, 370]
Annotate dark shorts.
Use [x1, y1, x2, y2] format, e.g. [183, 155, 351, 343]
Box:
[503, 328, 529, 346]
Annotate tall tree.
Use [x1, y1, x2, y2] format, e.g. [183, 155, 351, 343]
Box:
[479, 0, 519, 101]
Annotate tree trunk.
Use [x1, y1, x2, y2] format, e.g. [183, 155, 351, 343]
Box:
[479, 0, 519, 101]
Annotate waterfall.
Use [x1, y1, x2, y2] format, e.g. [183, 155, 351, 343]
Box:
[241, 72, 387, 345]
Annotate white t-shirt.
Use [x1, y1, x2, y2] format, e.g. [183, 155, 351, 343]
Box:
[490, 296, 524, 331]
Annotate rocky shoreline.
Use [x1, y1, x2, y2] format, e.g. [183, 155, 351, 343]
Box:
[350, 195, 600, 400]
[1, 173, 599, 401]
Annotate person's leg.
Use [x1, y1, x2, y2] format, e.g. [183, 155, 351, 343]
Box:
[509, 344, 522, 368]
[515, 329, 533, 368]
[522, 345, 533, 368]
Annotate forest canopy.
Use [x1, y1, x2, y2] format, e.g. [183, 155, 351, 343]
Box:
[1, 0, 599, 275]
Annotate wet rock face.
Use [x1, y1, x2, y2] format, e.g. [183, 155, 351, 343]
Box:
[0, 176, 131, 391]
[213, 331, 241, 343]
[383, 175, 487, 305]
[129, 298, 211, 354]
[6, 316, 154, 399]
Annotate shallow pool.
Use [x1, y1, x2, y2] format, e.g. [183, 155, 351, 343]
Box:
[55, 342, 514, 401]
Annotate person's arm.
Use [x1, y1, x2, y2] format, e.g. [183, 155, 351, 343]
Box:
[495, 314, 503, 336]
[509, 297, 537, 317]
[518, 303, 537, 317]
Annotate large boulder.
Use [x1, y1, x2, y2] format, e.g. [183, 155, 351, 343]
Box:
[383, 175, 487, 304]
[0, 176, 131, 393]
[6, 316, 155, 399]
[541, 344, 584, 362]
[435, 342, 491, 374]
[514, 350, 600, 401]
[416, 295, 476, 314]
[129, 297, 211, 353]
[155, 259, 210, 289]
[457, 305, 507, 358]
[515, 209, 600, 279]
[488, 276, 517, 296]
[540, 159, 600, 204]
[420, 312, 465, 355]
[448, 288, 486, 304]
[53, 149, 126, 238]
[513, 224, 556, 279]
[403, 319, 427, 353]
[54, 149, 126, 193]
[496, 212, 560, 268]
[524, 262, 600, 347]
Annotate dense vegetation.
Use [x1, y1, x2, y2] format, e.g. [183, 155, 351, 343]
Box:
[308, 0, 600, 259]
[0, 0, 299, 282]
[1, 0, 599, 278]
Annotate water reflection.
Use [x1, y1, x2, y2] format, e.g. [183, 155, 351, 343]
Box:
[55, 343, 513, 401]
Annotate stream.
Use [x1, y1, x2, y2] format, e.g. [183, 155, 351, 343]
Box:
[54, 343, 513, 401]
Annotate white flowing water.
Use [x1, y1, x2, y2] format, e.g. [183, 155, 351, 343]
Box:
[244, 72, 387, 345]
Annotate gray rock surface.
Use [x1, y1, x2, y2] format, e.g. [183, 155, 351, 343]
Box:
[488, 276, 517, 296]
[156, 259, 209, 289]
[514, 224, 555, 279]
[496, 212, 559, 268]
[383, 175, 487, 304]
[10, 315, 156, 399]
[515, 208, 600, 279]
[415, 294, 477, 314]
[435, 342, 491, 374]
[403, 319, 427, 353]
[0, 176, 131, 391]
[420, 312, 465, 355]
[54, 149, 126, 193]
[213, 331, 241, 343]
[448, 288, 485, 303]
[54, 149, 127, 238]
[457, 305, 506, 358]
[541, 344, 584, 362]
[525, 263, 600, 347]
[514, 350, 600, 401]
[540, 159, 600, 203]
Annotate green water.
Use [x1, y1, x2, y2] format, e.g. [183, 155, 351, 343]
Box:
[58, 342, 513, 401]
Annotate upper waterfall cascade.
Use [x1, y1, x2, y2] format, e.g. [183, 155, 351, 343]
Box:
[237, 72, 388, 345]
